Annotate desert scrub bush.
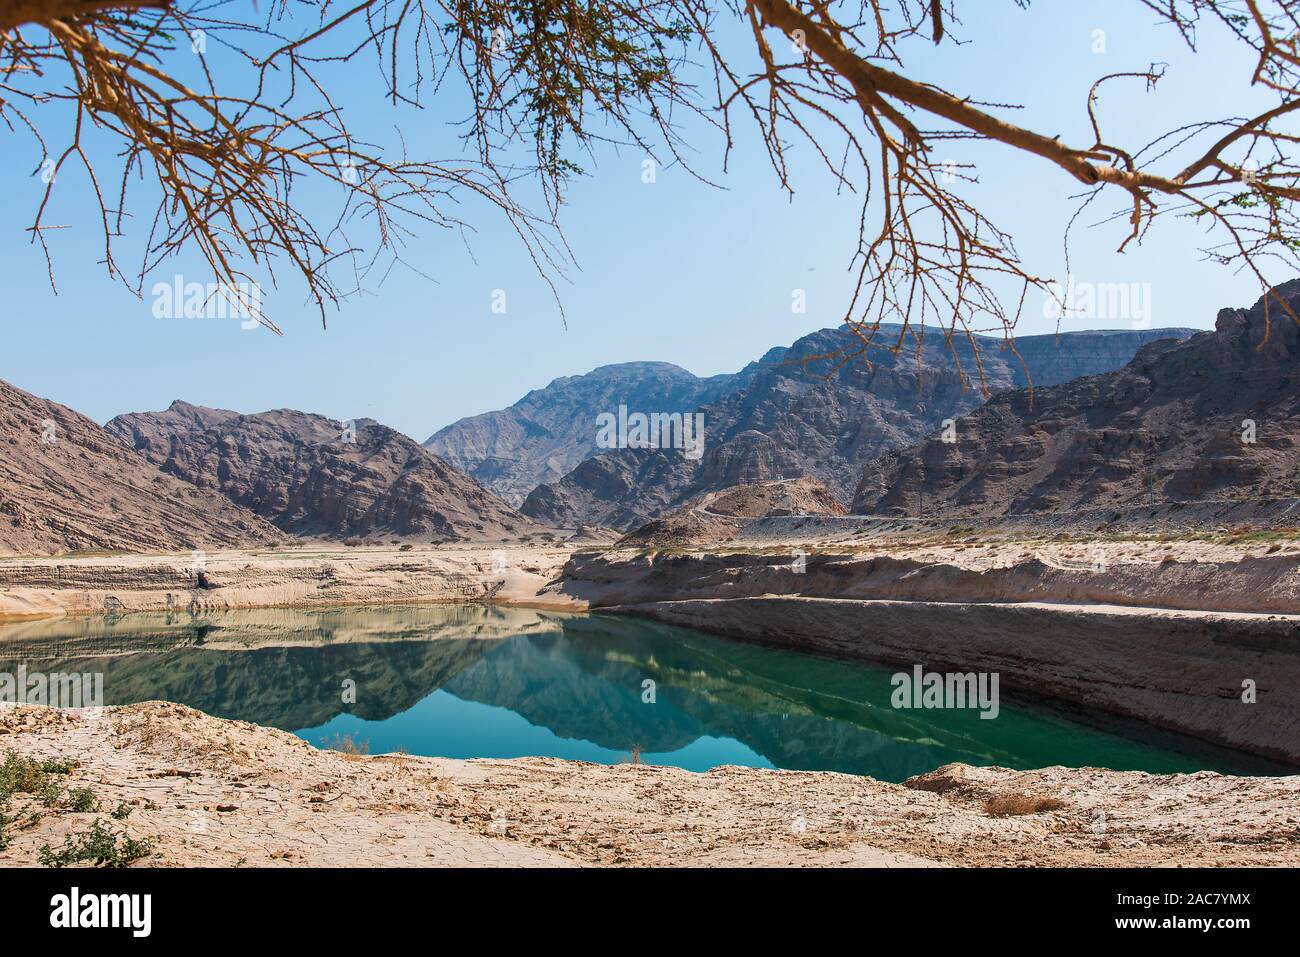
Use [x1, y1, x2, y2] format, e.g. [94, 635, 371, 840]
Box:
[320, 733, 369, 756]
[65, 787, 100, 813]
[983, 793, 1066, 817]
[0, 751, 76, 803]
[0, 752, 45, 798]
[38, 819, 153, 868]
[37, 777, 64, 808]
[110, 802, 133, 820]
[0, 751, 81, 850]
[0, 807, 15, 851]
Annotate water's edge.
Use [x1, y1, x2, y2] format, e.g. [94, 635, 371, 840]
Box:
[608, 597, 1300, 768]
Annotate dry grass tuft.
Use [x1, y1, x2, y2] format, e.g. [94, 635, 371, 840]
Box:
[320, 734, 370, 757]
[983, 793, 1066, 817]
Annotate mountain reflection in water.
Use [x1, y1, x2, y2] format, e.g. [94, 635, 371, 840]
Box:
[0, 604, 1278, 781]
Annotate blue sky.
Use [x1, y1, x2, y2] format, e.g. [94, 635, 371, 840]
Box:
[0, 2, 1279, 440]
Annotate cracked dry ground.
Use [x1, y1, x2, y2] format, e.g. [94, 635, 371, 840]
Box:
[1, 703, 1297, 867]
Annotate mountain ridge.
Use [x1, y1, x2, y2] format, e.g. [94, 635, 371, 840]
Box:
[519, 324, 1197, 530]
[852, 286, 1300, 517]
[107, 404, 541, 543]
[0, 379, 287, 556]
[425, 356, 779, 505]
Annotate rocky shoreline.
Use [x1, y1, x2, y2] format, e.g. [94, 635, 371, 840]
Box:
[2, 702, 1297, 868]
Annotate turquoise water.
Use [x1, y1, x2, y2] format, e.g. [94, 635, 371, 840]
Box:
[0, 604, 1282, 781]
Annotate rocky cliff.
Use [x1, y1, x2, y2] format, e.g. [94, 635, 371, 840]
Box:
[521, 324, 1194, 530]
[107, 404, 541, 542]
[853, 285, 1300, 516]
[0, 379, 286, 556]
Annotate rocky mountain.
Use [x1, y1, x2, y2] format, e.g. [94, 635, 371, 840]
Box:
[106, 399, 238, 460]
[0, 379, 287, 556]
[852, 285, 1300, 517]
[425, 359, 775, 506]
[520, 324, 1195, 530]
[107, 403, 541, 543]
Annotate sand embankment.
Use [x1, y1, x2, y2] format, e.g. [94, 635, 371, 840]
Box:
[733, 498, 1300, 543]
[0, 545, 579, 621]
[554, 541, 1300, 615]
[2, 702, 1297, 868]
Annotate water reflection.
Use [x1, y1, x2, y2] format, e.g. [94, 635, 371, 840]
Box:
[0, 605, 1279, 781]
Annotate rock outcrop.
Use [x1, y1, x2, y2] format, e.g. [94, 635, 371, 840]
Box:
[853, 284, 1300, 516]
[616, 478, 846, 548]
[522, 325, 1194, 530]
[107, 404, 541, 542]
[105, 399, 238, 462]
[0, 379, 286, 556]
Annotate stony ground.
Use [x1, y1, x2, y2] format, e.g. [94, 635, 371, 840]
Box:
[2, 703, 1297, 868]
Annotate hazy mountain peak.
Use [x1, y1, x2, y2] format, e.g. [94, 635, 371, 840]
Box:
[425, 357, 764, 506]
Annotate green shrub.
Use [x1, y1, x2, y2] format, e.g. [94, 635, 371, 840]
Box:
[0, 752, 99, 848]
[38, 819, 153, 868]
[37, 777, 64, 808]
[0, 752, 45, 798]
[65, 787, 99, 813]
[0, 806, 16, 851]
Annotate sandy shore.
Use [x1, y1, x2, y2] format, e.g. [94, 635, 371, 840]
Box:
[2, 702, 1297, 868]
[4, 534, 1297, 622]
[0, 544, 581, 621]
